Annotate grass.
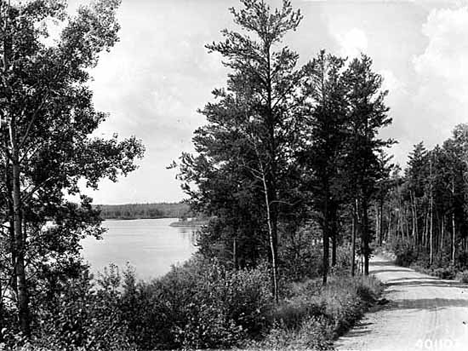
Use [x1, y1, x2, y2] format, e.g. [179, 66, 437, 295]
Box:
[245, 274, 383, 350]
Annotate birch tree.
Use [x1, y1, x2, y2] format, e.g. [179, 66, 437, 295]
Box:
[0, 0, 144, 336]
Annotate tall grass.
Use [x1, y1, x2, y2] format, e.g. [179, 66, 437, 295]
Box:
[248, 274, 382, 350]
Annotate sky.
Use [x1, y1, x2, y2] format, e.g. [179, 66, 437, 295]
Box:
[63, 0, 468, 204]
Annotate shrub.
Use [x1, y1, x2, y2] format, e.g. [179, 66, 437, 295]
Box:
[272, 298, 327, 330]
[409, 264, 433, 276]
[250, 316, 334, 351]
[170, 261, 272, 349]
[251, 274, 382, 350]
[456, 270, 468, 283]
[456, 252, 468, 270]
[120, 256, 273, 350]
[433, 267, 456, 280]
[2, 265, 135, 351]
[279, 225, 323, 281]
[392, 239, 415, 267]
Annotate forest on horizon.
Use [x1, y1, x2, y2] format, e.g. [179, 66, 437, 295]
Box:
[96, 202, 192, 220]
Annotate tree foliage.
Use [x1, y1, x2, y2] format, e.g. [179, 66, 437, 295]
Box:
[0, 0, 144, 340]
[384, 125, 468, 271]
[178, 0, 393, 291]
[178, 0, 305, 300]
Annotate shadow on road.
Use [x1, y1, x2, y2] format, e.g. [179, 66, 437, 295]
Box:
[336, 258, 468, 348]
[391, 297, 468, 310]
[369, 262, 468, 311]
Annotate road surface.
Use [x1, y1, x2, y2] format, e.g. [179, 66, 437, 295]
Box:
[335, 256, 468, 351]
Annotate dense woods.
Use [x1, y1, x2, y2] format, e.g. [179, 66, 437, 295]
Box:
[379, 127, 468, 278]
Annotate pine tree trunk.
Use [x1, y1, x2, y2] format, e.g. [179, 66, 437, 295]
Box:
[351, 200, 357, 276]
[322, 190, 329, 285]
[362, 197, 370, 275]
[440, 215, 445, 253]
[379, 199, 384, 245]
[331, 203, 337, 267]
[429, 160, 434, 266]
[331, 229, 337, 267]
[451, 179, 456, 266]
[423, 211, 428, 250]
[375, 203, 380, 245]
[233, 236, 238, 269]
[452, 213, 456, 266]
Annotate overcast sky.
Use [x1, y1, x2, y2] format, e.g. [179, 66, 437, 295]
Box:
[66, 0, 468, 204]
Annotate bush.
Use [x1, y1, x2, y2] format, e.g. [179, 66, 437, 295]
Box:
[319, 275, 381, 337]
[2, 265, 135, 351]
[250, 316, 334, 351]
[120, 256, 273, 350]
[249, 274, 382, 350]
[392, 239, 415, 267]
[279, 224, 323, 281]
[433, 267, 456, 280]
[272, 298, 327, 330]
[456, 270, 468, 283]
[456, 252, 468, 270]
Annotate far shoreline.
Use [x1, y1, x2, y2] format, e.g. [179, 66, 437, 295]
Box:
[169, 219, 208, 227]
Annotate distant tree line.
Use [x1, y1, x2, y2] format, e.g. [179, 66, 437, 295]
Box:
[97, 202, 192, 220]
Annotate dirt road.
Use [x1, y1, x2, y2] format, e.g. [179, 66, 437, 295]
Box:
[335, 256, 468, 351]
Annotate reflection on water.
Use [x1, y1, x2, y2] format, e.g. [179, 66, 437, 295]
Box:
[81, 218, 197, 280]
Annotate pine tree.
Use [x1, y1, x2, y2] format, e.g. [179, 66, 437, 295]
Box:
[300, 51, 348, 284]
[342, 54, 393, 275]
[179, 0, 304, 301]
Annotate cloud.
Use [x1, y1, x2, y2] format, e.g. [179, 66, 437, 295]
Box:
[412, 6, 468, 143]
[380, 69, 407, 97]
[79, 0, 232, 203]
[336, 28, 368, 58]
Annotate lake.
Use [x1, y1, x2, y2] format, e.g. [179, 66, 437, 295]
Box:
[80, 218, 197, 280]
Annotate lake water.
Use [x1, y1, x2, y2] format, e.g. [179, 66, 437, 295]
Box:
[81, 218, 197, 280]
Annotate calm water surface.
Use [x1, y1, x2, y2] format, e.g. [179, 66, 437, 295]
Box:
[81, 218, 197, 280]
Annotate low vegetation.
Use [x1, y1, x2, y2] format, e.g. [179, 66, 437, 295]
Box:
[251, 274, 382, 350]
[0, 254, 381, 351]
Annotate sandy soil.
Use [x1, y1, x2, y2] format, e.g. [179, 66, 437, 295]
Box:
[335, 256, 468, 351]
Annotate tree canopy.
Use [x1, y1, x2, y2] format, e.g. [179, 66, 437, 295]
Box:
[0, 0, 144, 338]
[178, 0, 393, 294]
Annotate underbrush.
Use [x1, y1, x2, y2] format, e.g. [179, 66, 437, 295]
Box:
[379, 240, 468, 283]
[456, 270, 468, 283]
[247, 275, 382, 350]
[2, 255, 382, 351]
